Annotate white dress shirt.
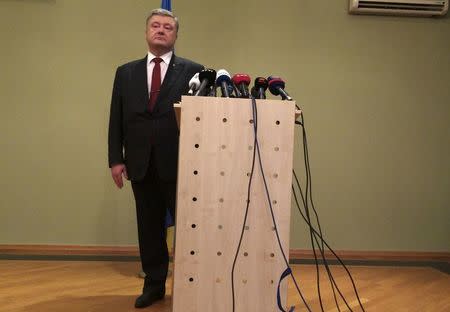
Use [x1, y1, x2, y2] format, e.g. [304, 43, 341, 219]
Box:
[147, 50, 173, 97]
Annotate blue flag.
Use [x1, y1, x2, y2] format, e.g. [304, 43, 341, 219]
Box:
[161, 0, 172, 11]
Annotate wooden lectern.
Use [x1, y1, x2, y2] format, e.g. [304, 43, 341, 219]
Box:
[172, 96, 296, 312]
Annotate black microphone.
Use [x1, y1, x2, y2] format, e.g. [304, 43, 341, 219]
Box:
[194, 69, 216, 96]
[216, 69, 231, 98]
[267, 76, 293, 101]
[187, 72, 200, 95]
[250, 86, 258, 98]
[254, 77, 268, 99]
[232, 74, 251, 98]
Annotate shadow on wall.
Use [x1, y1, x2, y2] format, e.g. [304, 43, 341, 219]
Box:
[98, 168, 137, 246]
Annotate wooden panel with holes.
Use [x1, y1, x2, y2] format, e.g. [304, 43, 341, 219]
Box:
[172, 96, 296, 312]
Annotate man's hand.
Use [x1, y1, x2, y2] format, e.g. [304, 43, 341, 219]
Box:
[111, 164, 128, 189]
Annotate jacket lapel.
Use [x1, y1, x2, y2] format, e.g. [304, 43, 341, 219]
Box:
[134, 56, 149, 112]
[153, 54, 185, 112]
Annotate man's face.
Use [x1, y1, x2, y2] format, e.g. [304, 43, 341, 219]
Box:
[146, 15, 177, 53]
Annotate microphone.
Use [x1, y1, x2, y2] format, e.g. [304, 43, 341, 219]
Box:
[227, 83, 236, 98]
[194, 68, 216, 96]
[250, 86, 258, 98]
[231, 81, 242, 98]
[215, 69, 232, 98]
[254, 77, 268, 99]
[188, 72, 200, 95]
[232, 74, 251, 98]
[208, 85, 217, 97]
[267, 76, 293, 101]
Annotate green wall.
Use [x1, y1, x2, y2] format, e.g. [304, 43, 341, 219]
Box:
[0, 0, 449, 251]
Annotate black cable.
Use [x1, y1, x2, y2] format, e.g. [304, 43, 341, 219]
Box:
[299, 114, 364, 311]
[250, 97, 312, 312]
[231, 100, 366, 312]
[300, 113, 337, 312]
[292, 180, 351, 312]
[299, 115, 326, 312]
[300, 114, 342, 312]
[292, 115, 366, 312]
[230, 100, 258, 312]
[291, 180, 363, 312]
[302, 181, 325, 311]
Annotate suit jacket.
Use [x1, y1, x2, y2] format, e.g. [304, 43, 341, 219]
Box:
[108, 54, 203, 181]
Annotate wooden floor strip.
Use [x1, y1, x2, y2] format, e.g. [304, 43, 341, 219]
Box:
[326, 298, 370, 312]
[0, 260, 449, 312]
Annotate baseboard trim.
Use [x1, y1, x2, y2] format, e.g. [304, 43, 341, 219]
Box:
[0, 245, 448, 263]
[289, 249, 450, 262]
[0, 245, 139, 256]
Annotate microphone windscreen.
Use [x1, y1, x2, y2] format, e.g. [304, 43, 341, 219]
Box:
[189, 72, 201, 89]
[267, 76, 285, 95]
[199, 69, 217, 87]
[232, 74, 251, 85]
[254, 77, 268, 90]
[216, 69, 232, 85]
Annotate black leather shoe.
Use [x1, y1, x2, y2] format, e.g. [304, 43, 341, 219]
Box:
[134, 284, 165, 308]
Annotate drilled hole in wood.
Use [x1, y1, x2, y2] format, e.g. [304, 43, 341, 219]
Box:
[189, 277, 194, 282]
[249, 119, 254, 124]
[270, 253, 275, 258]
[190, 250, 195, 255]
[244, 252, 248, 257]
[191, 224, 197, 229]
[273, 173, 279, 178]
[274, 147, 279, 151]
[217, 251, 222, 256]
[223, 118, 227, 123]
[276, 120, 280, 125]
[218, 225, 223, 230]
[196, 117, 200, 121]
[195, 144, 199, 148]
[219, 198, 224, 203]
[193, 170, 198, 175]
[192, 197, 197, 202]
[221, 144, 226, 149]
[272, 200, 278, 205]
[220, 171, 225, 176]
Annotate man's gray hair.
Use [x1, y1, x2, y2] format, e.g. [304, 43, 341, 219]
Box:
[146, 8, 179, 32]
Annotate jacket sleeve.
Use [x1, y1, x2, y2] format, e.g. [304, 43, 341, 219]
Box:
[108, 67, 124, 167]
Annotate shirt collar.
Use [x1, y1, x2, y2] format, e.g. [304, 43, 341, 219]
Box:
[147, 50, 173, 65]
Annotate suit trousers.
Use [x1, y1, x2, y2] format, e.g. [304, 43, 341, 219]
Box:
[131, 150, 176, 283]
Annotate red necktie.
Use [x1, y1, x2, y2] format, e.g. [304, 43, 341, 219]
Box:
[149, 57, 163, 112]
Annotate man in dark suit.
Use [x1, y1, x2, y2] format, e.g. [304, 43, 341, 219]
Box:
[108, 8, 203, 308]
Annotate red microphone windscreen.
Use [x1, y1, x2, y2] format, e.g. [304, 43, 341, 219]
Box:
[232, 74, 251, 85]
